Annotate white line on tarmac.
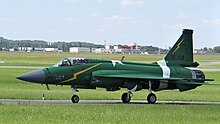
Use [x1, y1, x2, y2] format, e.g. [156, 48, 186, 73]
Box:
[0, 99, 220, 105]
[200, 61, 220, 66]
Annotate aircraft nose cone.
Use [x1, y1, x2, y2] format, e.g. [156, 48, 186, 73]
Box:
[16, 70, 45, 83]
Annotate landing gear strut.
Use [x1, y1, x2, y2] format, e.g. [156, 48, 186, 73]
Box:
[71, 88, 79, 103]
[147, 80, 157, 104]
[121, 85, 137, 103]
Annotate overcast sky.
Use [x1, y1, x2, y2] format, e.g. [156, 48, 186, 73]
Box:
[0, 0, 219, 48]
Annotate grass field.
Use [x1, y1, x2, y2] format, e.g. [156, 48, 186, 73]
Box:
[0, 52, 220, 101]
[199, 64, 220, 69]
[1, 51, 220, 66]
[0, 51, 164, 66]
[1, 52, 220, 124]
[1, 104, 220, 124]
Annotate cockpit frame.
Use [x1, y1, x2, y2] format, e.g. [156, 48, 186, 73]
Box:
[53, 57, 90, 67]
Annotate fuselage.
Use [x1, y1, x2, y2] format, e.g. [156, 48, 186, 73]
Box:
[21, 57, 204, 92]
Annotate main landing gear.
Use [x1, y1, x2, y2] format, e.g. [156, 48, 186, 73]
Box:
[121, 81, 157, 104]
[121, 85, 137, 103]
[121, 92, 131, 103]
[147, 93, 156, 104]
[71, 88, 79, 103]
[147, 81, 157, 104]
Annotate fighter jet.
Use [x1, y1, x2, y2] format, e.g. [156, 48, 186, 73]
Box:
[17, 29, 214, 104]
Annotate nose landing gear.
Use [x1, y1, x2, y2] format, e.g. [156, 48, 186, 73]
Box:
[71, 88, 79, 103]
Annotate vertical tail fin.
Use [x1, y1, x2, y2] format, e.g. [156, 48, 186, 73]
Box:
[165, 29, 198, 67]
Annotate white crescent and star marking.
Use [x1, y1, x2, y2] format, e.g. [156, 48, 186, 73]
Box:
[157, 59, 171, 78]
[111, 59, 170, 78]
[111, 60, 124, 67]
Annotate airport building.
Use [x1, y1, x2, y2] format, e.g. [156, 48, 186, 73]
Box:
[18, 47, 33, 52]
[69, 47, 91, 53]
[91, 48, 105, 53]
[17, 47, 59, 52]
[104, 43, 141, 54]
[44, 48, 59, 52]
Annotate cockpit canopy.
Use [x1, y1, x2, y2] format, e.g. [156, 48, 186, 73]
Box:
[53, 58, 90, 67]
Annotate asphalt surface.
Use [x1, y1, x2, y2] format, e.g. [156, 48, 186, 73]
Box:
[1, 99, 220, 105]
[198, 68, 220, 72]
[200, 61, 220, 66]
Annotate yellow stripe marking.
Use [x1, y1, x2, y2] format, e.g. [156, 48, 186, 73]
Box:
[172, 38, 184, 54]
[60, 63, 102, 84]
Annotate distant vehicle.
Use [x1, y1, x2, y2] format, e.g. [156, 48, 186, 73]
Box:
[17, 29, 214, 104]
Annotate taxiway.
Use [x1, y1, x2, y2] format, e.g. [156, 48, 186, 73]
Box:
[1, 99, 220, 105]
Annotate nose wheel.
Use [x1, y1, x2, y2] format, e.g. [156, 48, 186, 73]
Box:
[71, 95, 79, 103]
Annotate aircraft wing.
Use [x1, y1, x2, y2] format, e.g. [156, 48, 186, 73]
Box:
[93, 70, 184, 81]
[92, 70, 214, 85]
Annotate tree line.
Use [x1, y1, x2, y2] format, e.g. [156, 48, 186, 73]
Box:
[0, 37, 103, 52]
[0, 36, 218, 53]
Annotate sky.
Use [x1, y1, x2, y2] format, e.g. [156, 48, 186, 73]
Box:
[0, 0, 219, 49]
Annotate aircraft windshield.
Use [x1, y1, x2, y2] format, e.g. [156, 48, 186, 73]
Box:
[53, 58, 90, 67]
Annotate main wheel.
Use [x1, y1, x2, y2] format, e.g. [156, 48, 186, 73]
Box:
[121, 93, 131, 103]
[71, 95, 79, 103]
[147, 93, 157, 104]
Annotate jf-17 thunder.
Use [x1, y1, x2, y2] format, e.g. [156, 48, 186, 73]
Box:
[17, 29, 214, 104]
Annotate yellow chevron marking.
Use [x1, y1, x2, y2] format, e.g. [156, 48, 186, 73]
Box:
[172, 38, 184, 54]
[60, 63, 102, 84]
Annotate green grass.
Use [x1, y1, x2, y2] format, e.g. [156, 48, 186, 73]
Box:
[1, 104, 220, 124]
[0, 51, 164, 66]
[199, 64, 220, 69]
[195, 54, 220, 62]
[1, 51, 220, 66]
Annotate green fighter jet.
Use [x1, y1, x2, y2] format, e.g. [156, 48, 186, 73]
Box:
[17, 29, 214, 104]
